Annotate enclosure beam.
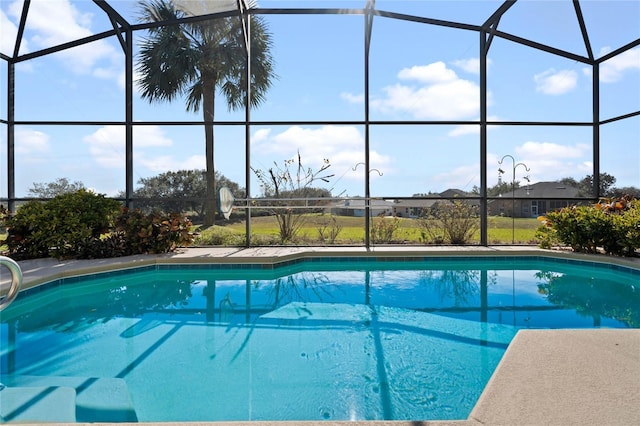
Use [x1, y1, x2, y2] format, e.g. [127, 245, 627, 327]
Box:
[243, 8, 253, 247]
[480, 31, 489, 246]
[6, 63, 15, 212]
[573, 0, 594, 61]
[592, 63, 600, 198]
[5, 1, 29, 212]
[125, 29, 134, 208]
[363, 1, 375, 248]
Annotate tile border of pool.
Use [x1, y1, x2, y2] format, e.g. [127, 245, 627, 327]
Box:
[9, 251, 640, 301]
[6, 246, 640, 294]
[3, 246, 640, 426]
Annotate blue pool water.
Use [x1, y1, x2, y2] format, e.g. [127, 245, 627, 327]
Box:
[1, 256, 638, 422]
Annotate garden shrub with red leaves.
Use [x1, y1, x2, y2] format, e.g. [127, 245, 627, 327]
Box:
[537, 195, 639, 256]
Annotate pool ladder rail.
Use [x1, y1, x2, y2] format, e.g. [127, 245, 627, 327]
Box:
[0, 256, 22, 393]
[0, 256, 22, 312]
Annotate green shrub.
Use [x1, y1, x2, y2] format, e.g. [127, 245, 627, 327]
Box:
[2, 201, 51, 259]
[249, 234, 283, 246]
[1, 191, 195, 259]
[194, 226, 241, 245]
[417, 201, 479, 244]
[534, 221, 560, 250]
[75, 233, 129, 259]
[316, 216, 343, 244]
[114, 208, 195, 254]
[612, 199, 640, 255]
[2, 190, 121, 260]
[538, 196, 639, 256]
[371, 214, 400, 243]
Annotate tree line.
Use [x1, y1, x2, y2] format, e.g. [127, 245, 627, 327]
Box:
[469, 172, 640, 198]
[26, 170, 638, 226]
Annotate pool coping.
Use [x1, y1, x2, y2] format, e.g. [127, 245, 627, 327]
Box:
[2, 246, 640, 426]
[4, 245, 640, 292]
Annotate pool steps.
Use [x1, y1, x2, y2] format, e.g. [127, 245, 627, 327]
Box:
[0, 385, 76, 422]
[0, 375, 137, 422]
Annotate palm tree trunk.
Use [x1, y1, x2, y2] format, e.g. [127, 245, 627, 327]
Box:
[202, 77, 216, 227]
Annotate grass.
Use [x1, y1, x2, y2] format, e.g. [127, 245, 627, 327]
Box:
[195, 214, 541, 245]
[1, 214, 541, 252]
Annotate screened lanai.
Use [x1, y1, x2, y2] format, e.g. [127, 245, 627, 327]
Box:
[1, 0, 639, 247]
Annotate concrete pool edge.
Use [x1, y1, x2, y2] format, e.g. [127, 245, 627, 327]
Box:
[5, 245, 640, 292]
[469, 328, 640, 425]
[3, 246, 640, 425]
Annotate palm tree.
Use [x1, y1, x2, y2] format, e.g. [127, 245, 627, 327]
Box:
[136, 0, 275, 226]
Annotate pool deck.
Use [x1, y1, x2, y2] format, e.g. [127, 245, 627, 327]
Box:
[2, 246, 640, 426]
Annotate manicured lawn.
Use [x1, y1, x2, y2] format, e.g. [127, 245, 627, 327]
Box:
[201, 214, 541, 245]
[0, 215, 541, 252]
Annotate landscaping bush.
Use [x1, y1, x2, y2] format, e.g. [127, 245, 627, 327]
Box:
[538, 196, 639, 256]
[74, 233, 129, 259]
[2, 200, 52, 259]
[316, 216, 343, 244]
[193, 226, 243, 246]
[371, 214, 400, 243]
[1, 191, 195, 259]
[252, 152, 334, 244]
[417, 201, 479, 244]
[2, 190, 121, 260]
[114, 208, 195, 254]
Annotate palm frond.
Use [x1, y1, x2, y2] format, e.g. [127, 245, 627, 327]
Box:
[136, 0, 200, 103]
[136, 1, 276, 113]
[185, 80, 203, 112]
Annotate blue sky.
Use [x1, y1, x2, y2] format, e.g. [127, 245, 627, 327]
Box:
[1, 0, 639, 199]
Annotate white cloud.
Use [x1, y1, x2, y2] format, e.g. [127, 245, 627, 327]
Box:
[137, 154, 205, 173]
[437, 141, 593, 190]
[516, 141, 588, 159]
[133, 127, 174, 148]
[252, 128, 272, 143]
[6, 0, 123, 85]
[16, 0, 94, 48]
[510, 141, 592, 182]
[15, 128, 51, 156]
[398, 62, 457, 83]
[432, 163, 479, 191]
[371, 61, 485, 120]
[83, 126, 175, 169]
[0, 7, 20, 54]
[448, 125, 479, 137]
[251, 125, 391, 191]
[340, 92, 364, 104]
[599, 48, 640, 83]
[83, 126, 126, 168]
[254, 125, 363, 161]
[451, 58, 492, 75]
[534, 69, 578, 95]
[447, 115, 500, 137]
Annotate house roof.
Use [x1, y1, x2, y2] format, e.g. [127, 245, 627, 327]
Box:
[332, 199, 394, 209]
[439, 188, 471, 198]
[499, 181, 580, 198]
[393, 199, 439, 208]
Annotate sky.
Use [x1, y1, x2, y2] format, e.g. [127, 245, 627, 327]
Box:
[1, 0, 639, 200]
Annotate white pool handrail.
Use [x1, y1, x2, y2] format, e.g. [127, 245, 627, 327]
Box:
[0, 256, 22, 311]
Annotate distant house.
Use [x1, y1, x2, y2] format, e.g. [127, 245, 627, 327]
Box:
[490, 181, 581, 218]
[392, 189, 478, 218]
[330, 198, 394, 217]
[392, 199, 437, 218]
[330, 183, 581, 219]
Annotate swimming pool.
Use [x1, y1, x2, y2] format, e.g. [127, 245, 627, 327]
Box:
[1, 256, 638, 422]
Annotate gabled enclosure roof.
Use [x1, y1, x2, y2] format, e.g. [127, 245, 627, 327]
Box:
[173, 0, 254, 17]
[1, 1, 639, 64]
